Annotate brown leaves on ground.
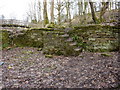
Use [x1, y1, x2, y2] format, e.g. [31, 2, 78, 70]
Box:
[2, 47, 119, 88]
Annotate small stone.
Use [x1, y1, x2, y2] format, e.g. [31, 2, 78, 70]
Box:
[69, 42, 77, 46]
[14, 83, 19, 86]
[45, 73, 49, 76]
[25, 81, 29, 84]
[111, 78, 115, 83]
[90, 57, 94, 59]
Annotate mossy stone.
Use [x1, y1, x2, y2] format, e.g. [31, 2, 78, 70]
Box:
[101, 53, 112, 57]
[45, 54, 53, 58]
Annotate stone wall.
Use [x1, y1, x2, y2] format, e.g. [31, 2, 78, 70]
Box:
[1, 25, 119, 56]
[13, 30, 43, 48]
[1, 29, 43, 49]
[1, 30, 11, 48]
[69, 25, 119, 52]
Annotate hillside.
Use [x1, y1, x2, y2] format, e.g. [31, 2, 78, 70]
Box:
[71, 9, 119, 26]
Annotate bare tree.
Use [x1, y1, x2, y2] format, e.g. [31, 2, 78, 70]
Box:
[43, 0, 49, 26]
[89, 1, 97, 23]
[27, 1, 37, 23]
[37, 0, 42, 23]
[64, 0, 73, 26]
[65, 0, 70, 21]
[50, 0, 54, 23]
[83, 1, 88, 23]
[56, 0, 64, 25]
[100, 1, 110, 22]
[77, 0, 84, 15]
[33, 1, 37, 23]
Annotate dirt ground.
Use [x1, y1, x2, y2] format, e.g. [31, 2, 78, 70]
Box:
[1, 47, 120, 88]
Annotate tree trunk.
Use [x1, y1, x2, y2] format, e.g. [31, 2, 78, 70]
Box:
[68, 3, 71, 27]
[38, 1, 42, 23]
[78, 1, 83, 15]
[100, 1, 110, 22]
[43, 0, 49, 26]
[89, 2, 97, 23]
[57, 0, 61, 25]
[65, 0, 70, 22]
[65, 0, 72, 26]
[78, 0, 81, 15]
[84, 2, 88, 24]
[50, 0, 54, 23]
[66, 5, 69, 21]
[33, 1, 37, 23]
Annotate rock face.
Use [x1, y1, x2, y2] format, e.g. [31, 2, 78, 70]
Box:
[1, 25, 119, 56]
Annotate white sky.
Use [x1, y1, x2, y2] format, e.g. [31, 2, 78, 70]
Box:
[0, 0, 32, 20]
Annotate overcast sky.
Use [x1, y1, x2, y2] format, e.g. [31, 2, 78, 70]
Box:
[0, 0, 33, 20]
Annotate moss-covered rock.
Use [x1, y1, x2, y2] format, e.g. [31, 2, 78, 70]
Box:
[13, 30, 43, 48]
[42, 31, 64, 55]
[1, 30, 11, 49]
[45, 54, 53, 58]
[101, 53, 112, 57]
[69, 25, 119, 52]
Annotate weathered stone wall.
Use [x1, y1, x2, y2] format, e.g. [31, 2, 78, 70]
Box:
[69, 25, 119, 52]
[1, 29, 43, 49]
[1, 25, 119, 56]
[13, 30, 43, 48]
[42, 31, 64, 55]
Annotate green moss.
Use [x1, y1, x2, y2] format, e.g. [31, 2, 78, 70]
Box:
[46, 24, 55, 28]
[101, 53, 112, 57]
[37, 48, 42, 51]
[13, 30, 44, 48]
[68, 25, 118, 52]
[43, 46, 63, 55]
[1, 30, 11, 49]
[1, 25, 118, 55]
[45, 54, 53, 58]
[22, 50, 34, 54]
[109, 19, 117, 23]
